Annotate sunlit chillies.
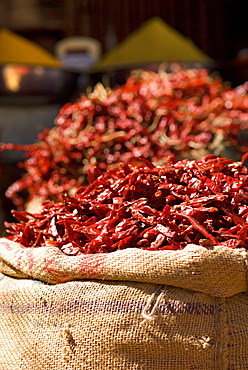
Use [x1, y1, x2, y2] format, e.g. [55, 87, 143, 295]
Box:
[2, 68, 248, 209]
[5, 154, 248, 254]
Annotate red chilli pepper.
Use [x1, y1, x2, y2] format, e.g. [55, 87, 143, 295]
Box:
[5, 154, 248, 254]
[2, 68, 248, 209]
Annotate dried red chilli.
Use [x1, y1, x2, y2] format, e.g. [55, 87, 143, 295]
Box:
[2, 68, 248, 209]
[4, 154, 248, 254]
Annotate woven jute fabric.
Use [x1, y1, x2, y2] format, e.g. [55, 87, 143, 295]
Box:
[0, 237, 248, 369]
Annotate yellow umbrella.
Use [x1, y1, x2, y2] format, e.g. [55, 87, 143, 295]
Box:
[94, 17, 212, 71]
[0, 28, 61, 68]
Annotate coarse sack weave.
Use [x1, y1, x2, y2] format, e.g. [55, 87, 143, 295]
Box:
[0, 238, 248, 369]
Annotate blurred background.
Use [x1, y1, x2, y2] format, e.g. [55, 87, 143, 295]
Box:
[0, 0, 246, 61]
[1, 0, 248, 233]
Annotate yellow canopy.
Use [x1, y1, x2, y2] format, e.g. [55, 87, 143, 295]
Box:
[94, 17, 212, 71]
[0, 28, 61, 68]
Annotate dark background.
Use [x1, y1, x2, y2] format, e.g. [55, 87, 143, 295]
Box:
[1, 0, 248, 62]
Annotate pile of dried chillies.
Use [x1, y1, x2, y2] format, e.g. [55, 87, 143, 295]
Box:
[5, 154, 248, 254]
[2, 68, 248, 209]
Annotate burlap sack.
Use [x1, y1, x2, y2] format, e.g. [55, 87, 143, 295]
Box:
[0, 237, 248, 369]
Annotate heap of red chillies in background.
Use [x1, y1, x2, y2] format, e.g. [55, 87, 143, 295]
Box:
[5, 154, 248, 254]
[2, 68, 248, 210]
